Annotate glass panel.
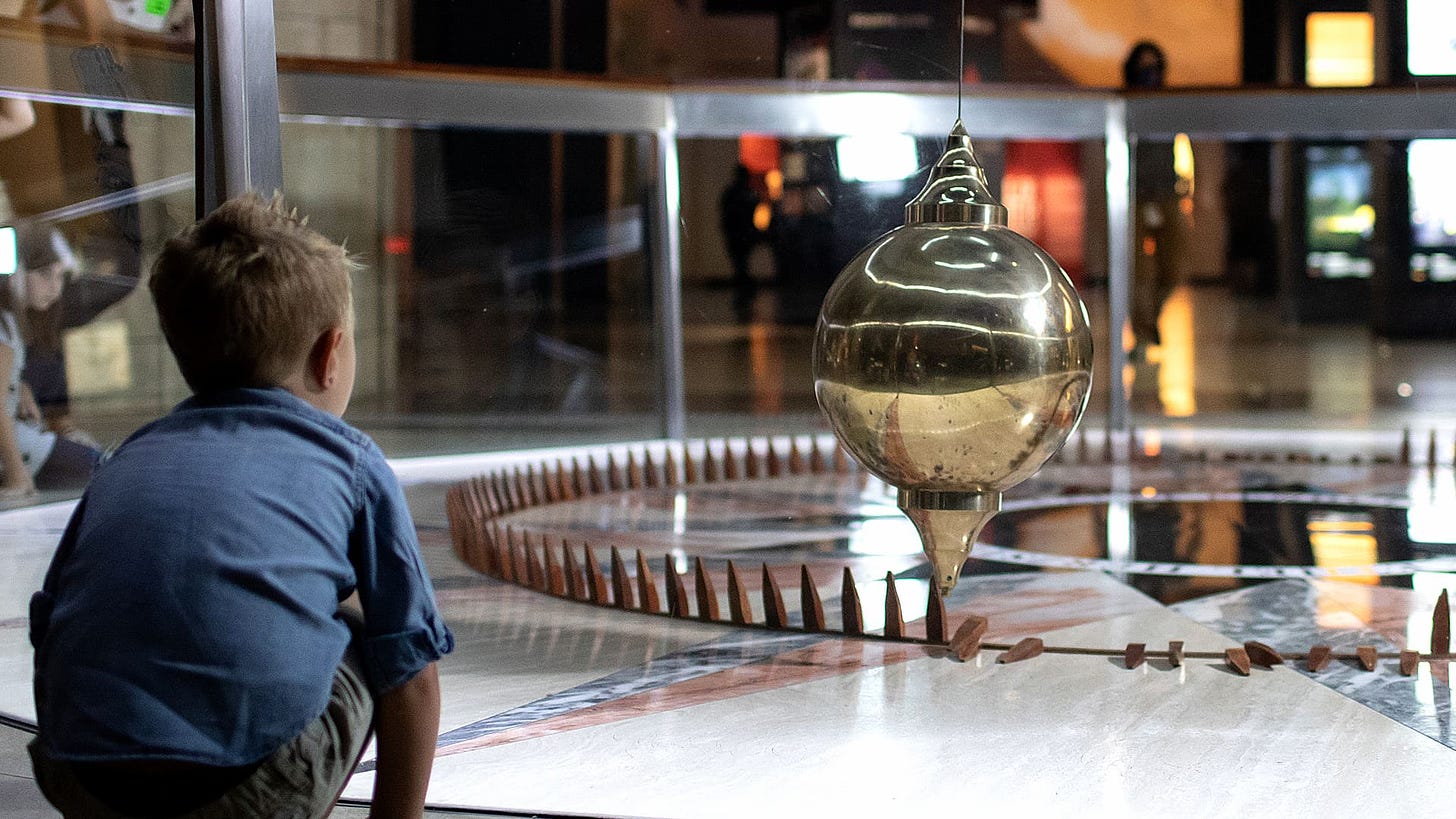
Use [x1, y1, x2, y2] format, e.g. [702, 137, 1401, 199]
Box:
[1124, 137, 1456, 430]
[677, 135, 1112, 440]
[0, 8, 194, 496]
[280, 121, 660, 455]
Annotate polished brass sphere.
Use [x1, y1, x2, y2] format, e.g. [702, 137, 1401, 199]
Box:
[813, 121, 1093, 595]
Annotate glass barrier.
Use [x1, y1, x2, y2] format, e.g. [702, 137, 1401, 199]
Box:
[676, 134, 1113, 440]
[0, 9, 193, 498]
[280, 120, 662, 454]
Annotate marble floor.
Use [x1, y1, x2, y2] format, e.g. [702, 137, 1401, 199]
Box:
[2, 430, 1455, 817]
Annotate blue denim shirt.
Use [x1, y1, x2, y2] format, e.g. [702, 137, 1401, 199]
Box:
[30, 388, 454, 766]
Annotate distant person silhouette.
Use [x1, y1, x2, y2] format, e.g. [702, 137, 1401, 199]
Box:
[1123, 41, 1188, 357]
[719, 163, 762, 320]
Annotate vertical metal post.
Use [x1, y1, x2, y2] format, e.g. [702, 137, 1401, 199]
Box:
[1105, 97, 1132, 435]
[650, 116, 687, 442]
[194, 0, 284, 217]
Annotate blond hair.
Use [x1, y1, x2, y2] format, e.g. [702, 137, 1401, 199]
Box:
[150, 193, 353, 394]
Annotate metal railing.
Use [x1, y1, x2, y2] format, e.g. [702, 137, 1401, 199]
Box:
[6, 16, 1456, 441]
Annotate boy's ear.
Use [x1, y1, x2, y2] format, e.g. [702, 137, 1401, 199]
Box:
[307, 327, 346, 390]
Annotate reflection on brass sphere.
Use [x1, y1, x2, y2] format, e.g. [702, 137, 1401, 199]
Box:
[813, 121, 1093, 595]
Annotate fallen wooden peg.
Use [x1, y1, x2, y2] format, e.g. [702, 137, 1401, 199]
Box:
[1306, 644, 1332, 672]
[949, 615, 989, 661]
[1124, 643, 1146, 670]
[1225, 647, 1252, 676]
[997, 637, 1044, 665]
[1244, 641, 1284, 668]
[1356, 645, 1378, 672]
[1400, 650, 1420, 677]
[1168, 641, 1185, 668]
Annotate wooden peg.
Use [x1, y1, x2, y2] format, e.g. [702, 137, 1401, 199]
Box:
[607, 452, 624, 492]
[925, 585, 947, 644]
[766, 439, 782, 477]
[662, 447, 679, 488]
[761, 564, 787, 628]
[726, 561, 752, 624]
[841, 567, 864, 635]
[626, 450, 643, 489]
[586, 455, 605, 495]
[702, 444, 719, 483]
[556, 460, 575, 501]
[665, 554, 690, 618]
[1428, 430, 1439, 467]
[1433, 590, 1450, 655]
[723, 441, 740, 481]
[563, 541, 585, 600]
[949, 615, 988, 661]
[1124, 643, 1146, 669]
[496, 527, 516, 583]
[683, 446, 699, 484]
[1225, 647, 1251, 676]
[1168, 641, 1185, 667]
[544, 545, 565, 596]
[1356, 645, 1378, 672]
[540, 464, 559, 504]
[1399, 427, 1412, 465]
[511, 532, 530, 583]
[833, 444, 849, 474]
[1076, 430, 1089, 463]
[511, 467, 528, 509]
[1244, 641, 1284, 668]
[744, 439, 761, 479]
[789, 438, 805, 474]
[800, 565, 826, 631]
[636, 551, 660, 613]
[570, 457, 586, 497]
[610, 546, 635, 609]
[643, 449, 660, 489]
[998, 637, 1044, 664]
[1306, 644, 1332, 672]
[1400, 650, 1420, 677]
[526, 541, 547, 591]
[883, 572, 904, 639]
[1102, 429, 1114, 463]
[809, 437, 827, 473]
[584, 546, 609, 604]
[524, 464, 541, 507]
[695, 558, 720, 621]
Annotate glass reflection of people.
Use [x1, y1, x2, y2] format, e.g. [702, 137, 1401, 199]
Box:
[1123, 41, 1189, 359]
[0, 231, 102, 498]
[719, 163, 762, 320]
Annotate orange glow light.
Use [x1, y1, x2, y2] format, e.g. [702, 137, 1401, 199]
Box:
[1306, 12, 1375, 87]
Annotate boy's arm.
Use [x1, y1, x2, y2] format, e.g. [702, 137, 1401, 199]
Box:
[369, 661, 441, 819]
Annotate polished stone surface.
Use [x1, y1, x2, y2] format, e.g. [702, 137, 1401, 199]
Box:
[1, 436, 1455, 816]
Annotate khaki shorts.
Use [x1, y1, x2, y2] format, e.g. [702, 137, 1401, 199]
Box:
[30, 647, 374, 819]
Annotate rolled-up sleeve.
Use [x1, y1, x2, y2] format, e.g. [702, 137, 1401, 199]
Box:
[349, 445, 454, 694]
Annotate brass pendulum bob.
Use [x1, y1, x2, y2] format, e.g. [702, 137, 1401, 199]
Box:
[812, 120, 1094, 595]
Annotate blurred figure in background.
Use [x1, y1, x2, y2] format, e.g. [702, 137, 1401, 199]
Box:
[719, 163, 762, 321]
[1123, 41, 1190, 359]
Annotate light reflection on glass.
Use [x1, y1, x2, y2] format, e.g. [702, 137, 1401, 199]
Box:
[672, 491, 688, 537]
[1407, 467, 1456, 545]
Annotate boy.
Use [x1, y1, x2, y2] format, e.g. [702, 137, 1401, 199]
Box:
[28, 193, 454, 818]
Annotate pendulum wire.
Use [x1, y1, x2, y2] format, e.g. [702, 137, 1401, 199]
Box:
[957, 0, 965, 120]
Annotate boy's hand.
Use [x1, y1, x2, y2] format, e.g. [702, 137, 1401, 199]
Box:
[370, 662, 441, 819]
[17, 384, 41, 424]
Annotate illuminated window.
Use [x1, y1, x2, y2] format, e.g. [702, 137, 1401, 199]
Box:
[1305, 12, 1374, 87]
[1408, 0, 1456, 76]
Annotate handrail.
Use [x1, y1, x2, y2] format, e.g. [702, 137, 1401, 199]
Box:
[5, 20, 1456, 141]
